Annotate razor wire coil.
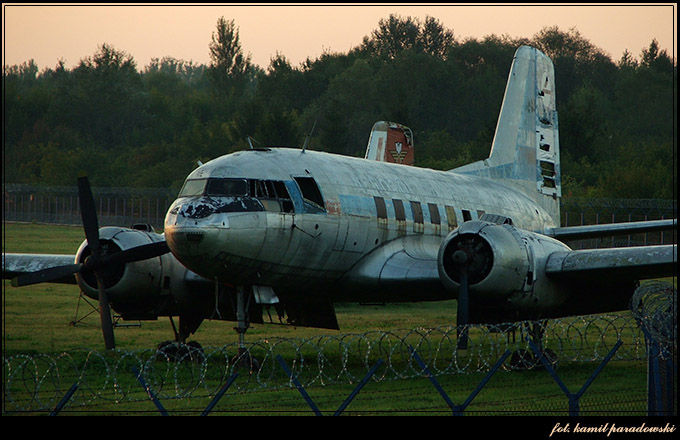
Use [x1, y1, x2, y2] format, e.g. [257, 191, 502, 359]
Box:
[3, 313, 652, 412]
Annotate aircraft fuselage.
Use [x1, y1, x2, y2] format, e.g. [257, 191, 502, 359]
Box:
[164, 147, 558, 301]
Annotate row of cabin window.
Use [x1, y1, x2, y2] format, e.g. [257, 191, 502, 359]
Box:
[374, 196, 482, 231]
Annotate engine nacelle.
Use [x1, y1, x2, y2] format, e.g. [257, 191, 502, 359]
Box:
[438, 220, 572, 318]
[75, 226, 167, 317]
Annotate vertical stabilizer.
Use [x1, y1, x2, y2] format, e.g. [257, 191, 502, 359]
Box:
[365, 121, 415, 165]
[454, 46, 561, 224]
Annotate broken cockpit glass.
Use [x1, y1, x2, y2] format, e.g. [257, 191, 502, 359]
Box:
[178, 177, 295, 213]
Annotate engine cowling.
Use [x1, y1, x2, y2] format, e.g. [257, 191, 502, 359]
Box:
[75, 226, 167, 317]
[438, 220, 572, 318]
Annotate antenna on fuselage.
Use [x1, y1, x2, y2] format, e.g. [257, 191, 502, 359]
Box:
[247, 136, 262, 150]
[302, 120, 317, 153]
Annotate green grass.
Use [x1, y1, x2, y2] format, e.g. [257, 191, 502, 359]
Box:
[3, 222, 86, 254]
[1, 222, 663, 416]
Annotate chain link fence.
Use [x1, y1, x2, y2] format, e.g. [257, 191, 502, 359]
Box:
[0, 312, 658, 414]
[560, 198, 676, 248]
[3, 184, 176, 230]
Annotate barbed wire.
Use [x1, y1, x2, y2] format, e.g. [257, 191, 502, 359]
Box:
[3, 313, 650, 412]
[629, 280, 677, 356]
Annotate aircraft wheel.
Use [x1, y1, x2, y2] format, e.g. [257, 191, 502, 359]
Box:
[156, 341, 176, 359]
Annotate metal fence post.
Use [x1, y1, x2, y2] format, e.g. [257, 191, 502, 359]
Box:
[49, 383, 79, 416]
[333, 359, 384, 416]
[641, 327, 675, 416]
[529, 339, 623, 416]
[276, 354, 323, 416]
[201, 373, 239, 416]
[131, 366, 169, 416]
[276, 354, 384, 416]
[411, 346, 512, 415]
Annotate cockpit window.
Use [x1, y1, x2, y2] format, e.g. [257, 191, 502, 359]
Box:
[249, 179, 294, 213]
[178, 179, 207, 197]
[294, 176, 326, 213]
[206, 178, 248, 196]
[177, 177, 295, 214]
[249, 180, 267, 198]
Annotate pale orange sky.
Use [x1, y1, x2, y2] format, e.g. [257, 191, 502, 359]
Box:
[2, 3, 677, 71]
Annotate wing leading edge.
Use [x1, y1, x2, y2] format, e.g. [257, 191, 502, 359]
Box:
[545, 244, 676, 282]
[341, 227, 676, 305]
[3, 253, 79, 285]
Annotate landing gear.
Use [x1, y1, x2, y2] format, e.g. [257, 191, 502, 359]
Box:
[508, 321, 558, 371]
[156, 314, 206, 362]
[152, 285, 260, 371]
[232, 286, 259, 372]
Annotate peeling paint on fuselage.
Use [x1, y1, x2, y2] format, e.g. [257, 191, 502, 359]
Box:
[164, 148, 557, 295]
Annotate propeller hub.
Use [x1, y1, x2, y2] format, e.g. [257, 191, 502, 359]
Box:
[452, 250, 468, 265]
[443, 234, 493, 285]
[79, 240, 125, 290]
[83, 254, 101, 269]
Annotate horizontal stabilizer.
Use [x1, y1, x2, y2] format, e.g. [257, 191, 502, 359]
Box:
[546, 219, 676, 241]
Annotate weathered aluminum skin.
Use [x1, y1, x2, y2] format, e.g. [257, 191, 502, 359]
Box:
[4, 227, 215, 322]
[545, 245, 676, 281]
[546, 219, 677, 241]
[161, 45, 676, 323]
[164, 148, 557, 294]
[2, 254, 78, 284]
[455, 46, 561, 225]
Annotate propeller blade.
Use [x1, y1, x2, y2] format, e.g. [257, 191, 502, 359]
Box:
[11, 263, 83, 287]
[78, 176, 115, 350]
[104, 241, 170, 266]
[95, 273, 116, 350]
[77, 176, 100, 253]
[457, 270, 470, 350]
[453, 250, 470, 350]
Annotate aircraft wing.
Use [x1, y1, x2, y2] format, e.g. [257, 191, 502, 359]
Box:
[545, 244, 676, 283]
[545, 219, 676, 241]
[342, 231, 676, 301]
[2, 253, 78, 285]
[342, 236, 446, 298]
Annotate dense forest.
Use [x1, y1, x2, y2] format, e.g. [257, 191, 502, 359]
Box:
[3, 15, 677, 199]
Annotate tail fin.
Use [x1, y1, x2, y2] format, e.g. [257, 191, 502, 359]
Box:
[454, 46, 561, 223]
[365, 121, 415, 165]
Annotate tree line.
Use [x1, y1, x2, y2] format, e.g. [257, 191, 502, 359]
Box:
[3, 15, 676, 199]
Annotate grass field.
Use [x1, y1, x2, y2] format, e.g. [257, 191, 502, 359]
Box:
[1, 222, 666, 416]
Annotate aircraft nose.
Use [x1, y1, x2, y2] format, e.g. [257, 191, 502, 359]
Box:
[164, 197, 267, 280]
[164, 199, 217, 257]
[164, 222, 210, 261]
